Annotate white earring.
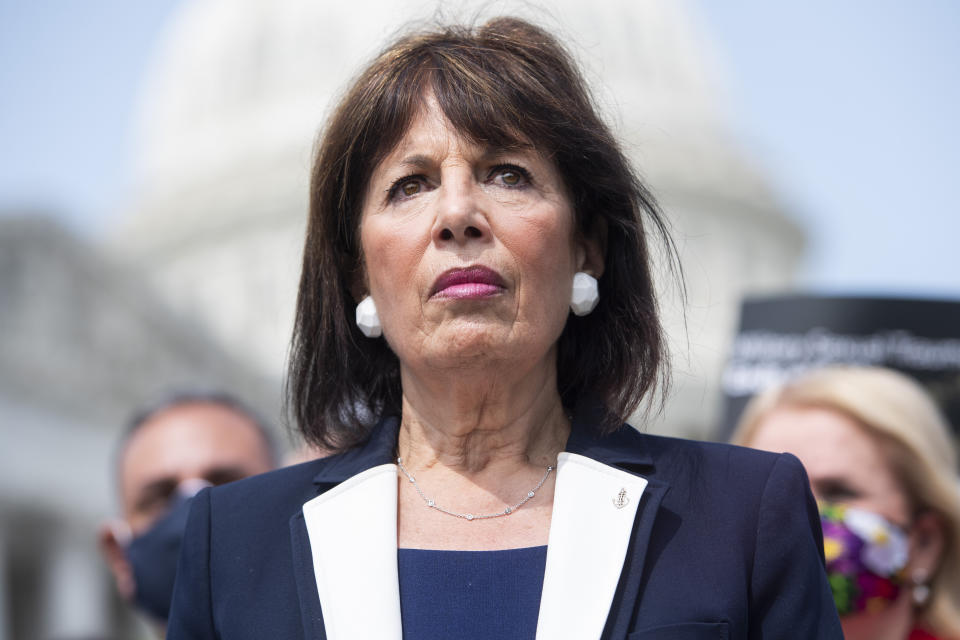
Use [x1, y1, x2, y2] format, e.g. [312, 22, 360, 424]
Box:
[355, 296, 382, 337]
[570, 272, 599, 316]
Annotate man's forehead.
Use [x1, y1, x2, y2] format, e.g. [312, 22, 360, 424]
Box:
[118, 403, 264, 490]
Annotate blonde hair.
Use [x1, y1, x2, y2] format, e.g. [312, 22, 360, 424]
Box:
[731, 366, 960, 638]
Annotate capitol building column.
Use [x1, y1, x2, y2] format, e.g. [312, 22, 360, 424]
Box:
[0, 524, 10, 640]
[39, 524, 111, 639]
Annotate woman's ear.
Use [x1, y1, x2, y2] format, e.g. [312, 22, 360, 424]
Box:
[908, 510, 946, 582]
[576, 217, 607, 278]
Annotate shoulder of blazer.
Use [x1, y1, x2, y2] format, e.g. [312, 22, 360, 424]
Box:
[200, 458, 327, 540]
[569, 417, 787, 485]
[202, 412, 796, 536]
[202, 415, 402, 519]
[205, 414, 790, 521]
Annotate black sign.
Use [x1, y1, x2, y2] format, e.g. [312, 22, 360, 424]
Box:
[720, 295, 960, 439]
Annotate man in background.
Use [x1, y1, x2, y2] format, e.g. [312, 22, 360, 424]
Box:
[98, 391, 277, 631]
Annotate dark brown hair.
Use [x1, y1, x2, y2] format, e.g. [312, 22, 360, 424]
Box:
[287, 16, 676, 451]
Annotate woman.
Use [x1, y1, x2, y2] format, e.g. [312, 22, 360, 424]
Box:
[168, 17, 842, 639]
[732, 366, 960, 640]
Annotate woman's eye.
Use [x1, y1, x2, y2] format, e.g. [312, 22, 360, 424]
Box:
[817, 480, 860, 502]
[387, 176, 426, 201]
[490, 165, 530, 188]
[500, 170, 521, 186]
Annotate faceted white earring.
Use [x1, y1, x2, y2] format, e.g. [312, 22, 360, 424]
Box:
[355, 296, 382, 337]
[570, 272, 599, 316]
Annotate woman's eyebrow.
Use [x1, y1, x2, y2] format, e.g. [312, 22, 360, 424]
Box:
[396, 154, 434, 171]
[394, 145, 538, 171]
[811, 476, 862, 495]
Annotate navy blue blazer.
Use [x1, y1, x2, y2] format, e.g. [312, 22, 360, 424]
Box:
[168, 415, 843, 639]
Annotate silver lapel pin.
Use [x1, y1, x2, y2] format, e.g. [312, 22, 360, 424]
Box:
[613, 488, 629, 509]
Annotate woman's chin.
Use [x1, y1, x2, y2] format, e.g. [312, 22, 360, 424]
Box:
[409, 321, 542, 370]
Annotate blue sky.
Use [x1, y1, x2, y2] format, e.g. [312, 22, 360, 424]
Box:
[695, 1, 960, 299]
[0, 0, 180, 226]
[1, 0, 957, 298]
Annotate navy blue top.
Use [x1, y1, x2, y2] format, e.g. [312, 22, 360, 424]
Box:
[397, 546, 548, 640]
[168, 415, 844, 639]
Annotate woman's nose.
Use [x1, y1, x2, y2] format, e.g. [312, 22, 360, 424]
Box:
[432, 181, 490, 245]
[437, 225, 483, 241]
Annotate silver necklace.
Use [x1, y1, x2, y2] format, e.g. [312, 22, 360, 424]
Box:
[396, 457, 555, 521]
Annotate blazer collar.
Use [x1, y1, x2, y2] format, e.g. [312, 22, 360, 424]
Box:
[295, 410, 667, 640]
[302, 463, 402, 640]
[535, 451, 652, 640]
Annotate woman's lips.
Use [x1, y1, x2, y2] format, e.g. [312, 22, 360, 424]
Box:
[430, 266, 506, 300]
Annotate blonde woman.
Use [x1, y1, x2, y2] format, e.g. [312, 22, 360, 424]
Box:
[732, 366, 960, 640]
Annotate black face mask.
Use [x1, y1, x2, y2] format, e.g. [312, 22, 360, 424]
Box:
[125, 493, 195, 621]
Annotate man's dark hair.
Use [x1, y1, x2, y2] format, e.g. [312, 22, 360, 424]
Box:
[119, 390, 278, 465]
[288, 16, 678, 452]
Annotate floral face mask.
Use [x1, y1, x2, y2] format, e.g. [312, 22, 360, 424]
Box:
[820, 502, 910, 616]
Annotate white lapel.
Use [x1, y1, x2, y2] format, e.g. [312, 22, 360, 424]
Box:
[302, 463, 402, 640]
[536, 452, 648, 640]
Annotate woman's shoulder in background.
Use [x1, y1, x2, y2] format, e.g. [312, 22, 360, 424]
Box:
[606, 424, 812, 513]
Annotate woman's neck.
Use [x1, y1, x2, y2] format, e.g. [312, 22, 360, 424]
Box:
[396, 354, 569, 474]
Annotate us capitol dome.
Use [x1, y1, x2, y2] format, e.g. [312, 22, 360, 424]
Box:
[113, 0, 803, 438]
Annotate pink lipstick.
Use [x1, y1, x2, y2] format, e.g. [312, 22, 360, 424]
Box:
[430, 266, 506, 300]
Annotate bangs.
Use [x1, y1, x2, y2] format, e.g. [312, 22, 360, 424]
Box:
[428, 53, 545, 153]
[360, 35, 564, 184]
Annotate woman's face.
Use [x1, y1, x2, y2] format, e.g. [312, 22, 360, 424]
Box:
[750, 406, 949, 639]
[358, 97, 592, 374]
[748, 406, 911, 526]
[748, 406, 919, 639]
